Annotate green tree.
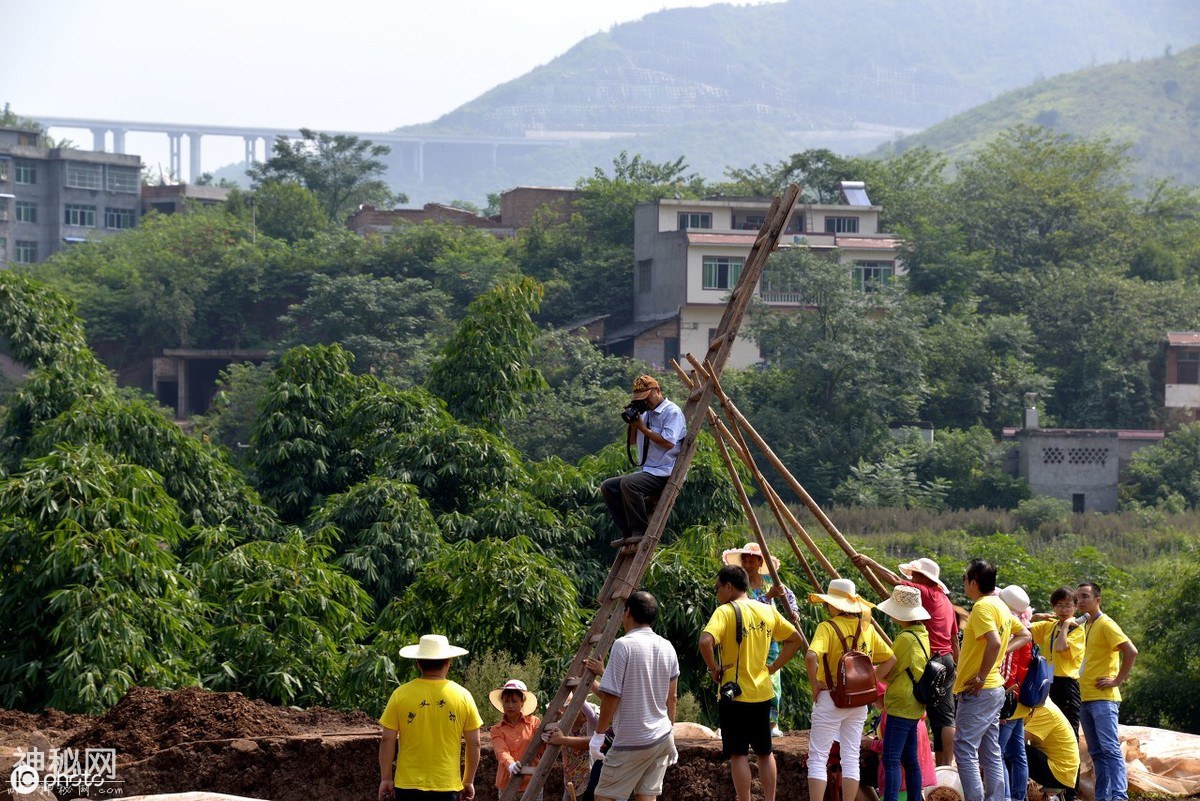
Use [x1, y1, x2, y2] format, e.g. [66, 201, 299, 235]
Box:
[227, 181, 330, 243]
[426, 276, 546, 432]
[0, 446, 206, 712]
[575, 151, 705, 248]
[191, 360, 277, 466]
[1123, 422, 1200, 510]
[279, 273, 452, 384]
[247, 128, 402, 222]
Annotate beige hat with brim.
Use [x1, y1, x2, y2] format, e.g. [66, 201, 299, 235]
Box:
[877, 585, 931, 623]
[489, 679, 538, 716]
[398, 634, 469, 660]
[721, 541, 780, 574]
[898, 557, 950, 595]
[808, 578, 874, 614]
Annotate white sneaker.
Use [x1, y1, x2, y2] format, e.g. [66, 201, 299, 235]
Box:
[770, 726, 784, 737]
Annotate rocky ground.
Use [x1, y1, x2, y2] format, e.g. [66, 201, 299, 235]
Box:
[0, 687, 812, 801]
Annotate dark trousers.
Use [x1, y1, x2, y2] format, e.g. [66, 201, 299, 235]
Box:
[881, 715, 922, 801]
[1026, 744, 1075, 800]
[601, 471, 666, 538]
[1049, 676, 1081, 734]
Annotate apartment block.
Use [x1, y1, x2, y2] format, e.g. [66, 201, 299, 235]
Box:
[0, 126, 142, 265]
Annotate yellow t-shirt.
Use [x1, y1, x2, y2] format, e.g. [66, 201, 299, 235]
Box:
[954, 595, 1014, 693]
[1080, 614, 1131, 702]
[1023, 699, 1080, 788]
[704, 599, 798, 703]
[1030, 619, 1085, 679]
[808, 614, 894, 694]
[379, 677, 483, 791]
[883, 624, 929, 721]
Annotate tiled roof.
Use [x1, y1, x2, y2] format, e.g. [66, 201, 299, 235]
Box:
[1166, 331, 1200, 346]
[1001, 427, 1163, 440]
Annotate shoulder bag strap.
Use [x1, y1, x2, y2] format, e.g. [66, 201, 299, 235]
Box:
[728, 601, 744, 685]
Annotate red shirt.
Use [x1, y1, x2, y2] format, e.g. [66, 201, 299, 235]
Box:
[1001, 641, 1032, 690]
[902, 580, 958, 657]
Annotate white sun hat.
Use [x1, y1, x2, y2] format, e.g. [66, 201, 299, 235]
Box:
[489, 679, 538, 716]
[876, 585, 931, 623]
[721, 541, 780, 574]
[808, 578, 875, 614]
[898, 557, 950, 595]
[398, 634, 469, 660]
[999, 585, 1031, 615]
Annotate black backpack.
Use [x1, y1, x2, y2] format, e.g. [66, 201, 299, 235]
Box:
[902, 629, 950, 705]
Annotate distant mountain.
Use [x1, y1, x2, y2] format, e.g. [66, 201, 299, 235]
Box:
[877, 45, 1200, 187]
[385, 0, 1200, 203]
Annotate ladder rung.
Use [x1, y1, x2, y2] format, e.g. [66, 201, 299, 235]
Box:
[589, 634, 602, 644]
[519, 766, 536, 775]
[565, 677, 582, 687]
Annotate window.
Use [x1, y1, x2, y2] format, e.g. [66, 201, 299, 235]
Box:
[678, 212, 712, 230]
[15, 240, 38, 263]
[106, 167, 139, 193]
[0, 237, 6, 262]
[1178, 351, 1200, 384]
[824, 216, 859, 234]
[854, 261, 894, 292]
[0, 159, 8, 182]
[638, 259, 653, 294]
[737, 214, 766, 231]
[105, 207, 136, 230]
[702, 255, 744, 290]
[64, 204, 97, 227]
[663, 337, 680, 364]
[14, 159, 36, 185]
[786, 213, 805, 233]
[15, 201, 37, 224]
[0, 198, 8, 221]
[65, 162, 102, 189]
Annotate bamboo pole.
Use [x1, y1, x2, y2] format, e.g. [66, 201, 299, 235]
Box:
[692, 356, 891, 601]
[708, 413, 809, 651]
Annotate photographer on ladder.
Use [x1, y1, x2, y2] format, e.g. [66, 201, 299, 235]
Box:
[601, 375, 686, 546]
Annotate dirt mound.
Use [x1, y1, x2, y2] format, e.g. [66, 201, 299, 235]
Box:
[63, 686, 375, 762]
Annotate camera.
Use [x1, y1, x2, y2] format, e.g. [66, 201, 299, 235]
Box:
[719, 681, 742, 702]
[621, 399, 648, 424]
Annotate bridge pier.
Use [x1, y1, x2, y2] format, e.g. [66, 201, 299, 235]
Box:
[169, 133, 183, 181]
[188, 132, 202, 182]
[91, 127, 107, 151]
[414, 141, 424, 182]
[112, 129, 126, 154]
[244, 135, 257, 165]
[265, 135, 278, 160]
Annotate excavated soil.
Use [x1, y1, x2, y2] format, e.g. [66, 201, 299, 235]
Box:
[1, 687, 815, 801]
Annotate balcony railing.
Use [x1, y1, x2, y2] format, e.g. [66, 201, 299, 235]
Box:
[759, 291, 806, 304]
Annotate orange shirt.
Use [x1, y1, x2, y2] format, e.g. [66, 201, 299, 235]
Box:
[491, 714, 542, 790]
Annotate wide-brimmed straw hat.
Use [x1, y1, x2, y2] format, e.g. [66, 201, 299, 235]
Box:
[877, 585, 931, 623]
[398, 634, 469, 660]
[898, 557, 950, 595]
[489, 679, 538, 716]
[808, 578, 875, 614]
[999, 585, 1031, 615]
[721, 541, 780, 574]
[631, 374, 660, 400]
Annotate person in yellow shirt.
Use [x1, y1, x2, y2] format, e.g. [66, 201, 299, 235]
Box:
[700, 565, 804, 801]
[378, 634, 483, 801]
[803, 578, 896, 801]
[953, 559, 1031, 801]
[1030, 586, 1086, 734]
[1022, 699, 1080, 801]
[1075, 582, 1138, 801]
[875, 585, 931, 801]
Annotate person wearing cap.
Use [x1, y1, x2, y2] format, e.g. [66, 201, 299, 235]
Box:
[1075, 581, 1137, 801]
[701, 565, 804, 801]
[852, 553, 960, 764]
[721, 541, 800, 737]
[490, 680, 543, 797]
[600, 375, 686, 546]
[997, 585, 1035, 801]
[953, 559, 1030, 801]
[875, 585, 931, 801]
[804, 578, 896, 801]
[593, 590, 679, 801]
[379, 635, 483, 801]
[1029, 587, 1085, 736]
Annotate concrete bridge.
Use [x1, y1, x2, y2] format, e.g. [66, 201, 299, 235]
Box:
[33, 115, 569, 184]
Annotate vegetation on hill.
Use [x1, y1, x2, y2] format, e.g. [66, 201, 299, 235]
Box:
[880, 44, 1200, 188]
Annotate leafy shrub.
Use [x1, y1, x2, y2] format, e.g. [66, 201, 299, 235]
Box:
[1013, 496, 1072, 532]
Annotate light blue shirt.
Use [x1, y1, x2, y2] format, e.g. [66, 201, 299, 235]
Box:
[637, 398, 686, 477]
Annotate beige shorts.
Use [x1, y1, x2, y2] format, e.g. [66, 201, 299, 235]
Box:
[595, 736, 673, 800]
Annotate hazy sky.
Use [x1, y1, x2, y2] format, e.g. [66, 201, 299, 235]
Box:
[3, 0, 731, 173]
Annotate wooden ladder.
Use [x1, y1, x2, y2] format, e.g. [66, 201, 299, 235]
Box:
[499, 184, 802, 801]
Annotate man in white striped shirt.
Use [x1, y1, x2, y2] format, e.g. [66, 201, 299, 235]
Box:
[591, 591, 679, 801]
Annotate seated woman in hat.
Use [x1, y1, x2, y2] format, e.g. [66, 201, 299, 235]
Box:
[722, 541, 799, 737]
[490, 679, 543, 797]
[805, 578, 896, 801]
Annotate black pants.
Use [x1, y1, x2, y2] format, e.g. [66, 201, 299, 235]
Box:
[1026, 744, 1075, 801]
[1048, 676, 1081, 735]
[601, 471, 666, 538]
[395, 791, 459, 801]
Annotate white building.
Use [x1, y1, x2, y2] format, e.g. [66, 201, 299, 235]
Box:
[609, 181, 903, 369]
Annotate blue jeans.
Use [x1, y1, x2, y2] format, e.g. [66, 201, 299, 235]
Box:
[954, 688, 1006, 801]
[882, 715, 922, 801]
[1080, 701, 1126, 801]
[999, 718, 1027, 801]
